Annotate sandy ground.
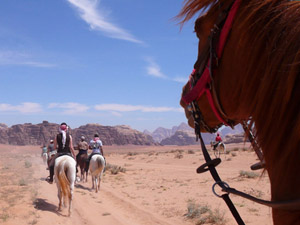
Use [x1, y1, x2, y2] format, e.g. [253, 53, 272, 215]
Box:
[0, 143, 273, 225]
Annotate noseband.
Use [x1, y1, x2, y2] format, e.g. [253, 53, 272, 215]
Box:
[181, 0, 241, 132]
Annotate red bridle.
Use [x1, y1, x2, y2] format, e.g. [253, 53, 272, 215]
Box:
[181, 0, 242, 128]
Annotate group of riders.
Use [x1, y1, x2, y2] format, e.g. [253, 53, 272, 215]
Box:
[42, 122, 105, 184]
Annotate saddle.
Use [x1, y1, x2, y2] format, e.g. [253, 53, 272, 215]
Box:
[57, 152, 73, 158]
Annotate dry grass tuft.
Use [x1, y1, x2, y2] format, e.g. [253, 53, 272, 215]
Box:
[106, 163, 126, 175]
[185, 200, 227, 225]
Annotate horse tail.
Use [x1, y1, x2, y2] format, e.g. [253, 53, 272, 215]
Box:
[57, 160, 71, 204]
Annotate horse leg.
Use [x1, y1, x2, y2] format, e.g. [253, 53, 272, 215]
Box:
[68, 182, 74, 217]
[57, 187, 62, 211]
[98, 175, 101, 192]
[95, 176, 98, 193]
[92, 176, 95, 189]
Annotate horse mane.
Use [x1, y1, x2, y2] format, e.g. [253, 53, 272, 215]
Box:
[177, 0, 300, 185]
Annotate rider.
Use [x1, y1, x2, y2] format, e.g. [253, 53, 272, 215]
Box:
[76, 135, 89, 173]
[213, 132, 222, 150]
[85, 133, 104, 172]
[41, 145, 47, 157]
[46, 122, 76, 184]
[47, 139, 56, 169]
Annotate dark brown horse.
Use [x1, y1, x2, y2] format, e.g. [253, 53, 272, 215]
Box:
[177, 0, 300, 224]
[77, 153, 88, 182]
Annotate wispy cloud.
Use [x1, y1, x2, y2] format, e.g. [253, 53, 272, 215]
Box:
[145, 57, 187, 83]
[66, 0, 143, 44]
[145, 57, 168, 79]
[94, 103, 183, 113]
[0, 51, 56, 68]
[48, 102, 89, 114]
[0, 102, 42, 113]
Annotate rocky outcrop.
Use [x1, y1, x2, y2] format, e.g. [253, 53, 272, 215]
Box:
[156, 123, 247, 146]
[160, 130, 197, 146]
[0, 121, 156, 146]
[145, 122, 193, 143]
[224, 133, 249, 144]
[72, 124, 156, 146]
[160, 130, 215, 145]
[1, 121, 60, 145]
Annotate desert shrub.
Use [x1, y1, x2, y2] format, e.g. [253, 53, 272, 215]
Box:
[185, 200, 227, 225]
[241, 147, 248, 152]
[24, 161, 32, 168]
[0, 213, 9, 222]
[239, 170, 259, 179]
[127, 152, 138, 156]
[175, 152, 183, 159]
[231, 152, 237, 157]
[105, 163, 126, 175]
[204, 209, 227, 225]
[185, 200, 210, 219]
[233, 147, 239, 151]
[19, 179, 27, 186]
[188, 150, 195, 154]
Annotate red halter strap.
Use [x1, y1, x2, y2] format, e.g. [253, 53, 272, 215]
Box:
[181, 0, 242, 126]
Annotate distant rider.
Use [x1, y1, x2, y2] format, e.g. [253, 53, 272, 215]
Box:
[47, 139, 56, 169]
[85, 134, 104, 172]
[213, 133, 222, 150]
[46, 122, 76, 184]
[41, 145, 47, 157]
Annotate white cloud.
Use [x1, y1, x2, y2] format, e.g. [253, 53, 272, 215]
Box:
[172, 77, 188, 84]
[145, 57, 188, 84]
[66, 0, 143, 44]
[0, 102, 42, 113]
[0, 51, 56, 68]
[94, 103, 183, 113]
[145, 57, 168, 79]
[48, 102, 89, 114]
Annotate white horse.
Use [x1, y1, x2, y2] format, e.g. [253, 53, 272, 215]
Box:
[89, 154, 105, 193]
[54, 155, 76, 216]
[210, 142, 226, 158]
[42, 152, 48, 165]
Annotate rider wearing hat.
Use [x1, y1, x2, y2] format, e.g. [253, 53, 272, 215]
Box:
[76, 135, 89, 173]
[46, 122, 76, 184]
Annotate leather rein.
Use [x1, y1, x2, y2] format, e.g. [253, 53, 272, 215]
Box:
[182, 0, 300, 224]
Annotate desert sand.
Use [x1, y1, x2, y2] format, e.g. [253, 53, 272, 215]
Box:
[0, 143, 273, 225]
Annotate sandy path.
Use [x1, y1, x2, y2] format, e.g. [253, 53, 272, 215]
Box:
[0, 144, 273, 225]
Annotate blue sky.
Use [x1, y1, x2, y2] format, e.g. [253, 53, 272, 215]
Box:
[0, 0, 199, 132]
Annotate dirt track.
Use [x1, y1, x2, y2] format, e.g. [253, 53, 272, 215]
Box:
[0, 144, 273, 225]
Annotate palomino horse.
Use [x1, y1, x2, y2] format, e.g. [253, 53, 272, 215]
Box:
[210, 141, 226, 158]
[89, 154, 105, 193]
[54, 155, 76, 216]
[77, 153, 88, 182]
[178, 0, 300, 224]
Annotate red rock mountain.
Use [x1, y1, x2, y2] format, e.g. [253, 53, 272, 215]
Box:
[0, 121, 156, 146]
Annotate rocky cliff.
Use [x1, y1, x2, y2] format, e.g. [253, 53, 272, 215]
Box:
[72, 124, 156, 146]
[0, 121, 156, 146]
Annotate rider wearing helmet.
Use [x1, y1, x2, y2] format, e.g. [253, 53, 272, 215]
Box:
[85, 133, 104, 172]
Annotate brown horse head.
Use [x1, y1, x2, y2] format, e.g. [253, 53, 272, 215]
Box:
[178, 0, 300, 224]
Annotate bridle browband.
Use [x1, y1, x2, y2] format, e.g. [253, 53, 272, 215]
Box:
[182, 0, 300, 224]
